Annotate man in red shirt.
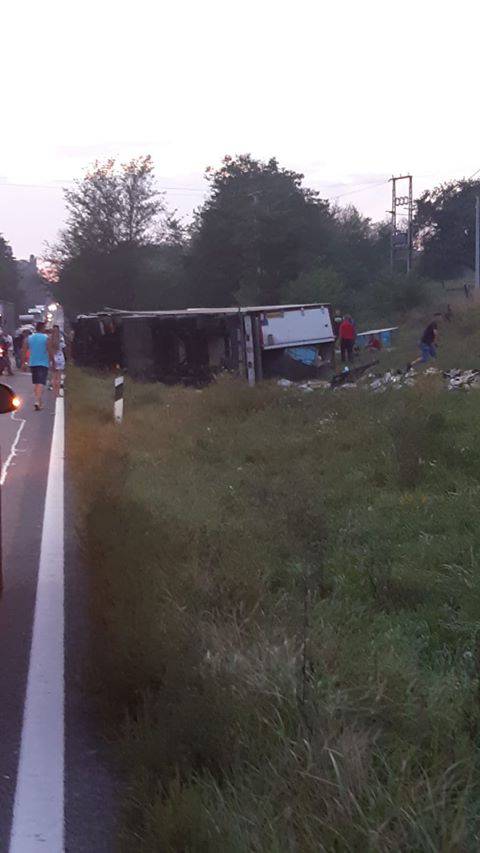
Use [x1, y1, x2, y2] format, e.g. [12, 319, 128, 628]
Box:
[339, 315, 355, 363]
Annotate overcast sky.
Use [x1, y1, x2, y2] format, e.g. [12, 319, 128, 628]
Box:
[1, 0, 478, 258]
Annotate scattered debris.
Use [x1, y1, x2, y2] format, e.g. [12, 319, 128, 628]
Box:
[358, 367, 408, 392]
[307, 380, 331, 390]
[276, 365, 480, 394]
[277, 377, 331, 391]
[444, 369, 480, 391]
[330, 359, 380, 388]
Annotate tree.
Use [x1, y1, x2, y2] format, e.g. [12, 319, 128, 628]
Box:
[329, 206, 390, 290]
[187, 154, 334, 307]
[415, 179, 480, 279]
[280, 264, 347, 308]
[0, 235, 20, 306]
[52, 157, 186, 315]
[58, 155, 165, 257]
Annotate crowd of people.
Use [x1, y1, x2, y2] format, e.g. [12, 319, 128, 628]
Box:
[2, 322, 66, 411]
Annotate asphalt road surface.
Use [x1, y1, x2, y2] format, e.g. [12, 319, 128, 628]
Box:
[0, 373, 117, 852]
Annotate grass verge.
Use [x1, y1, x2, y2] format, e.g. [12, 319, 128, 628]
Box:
[69, 328, 480, 850]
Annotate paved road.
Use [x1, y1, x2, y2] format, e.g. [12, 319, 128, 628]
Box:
[0, 373, 117, 852]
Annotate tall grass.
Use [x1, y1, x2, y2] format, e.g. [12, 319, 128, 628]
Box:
[69, 339, 480, 851]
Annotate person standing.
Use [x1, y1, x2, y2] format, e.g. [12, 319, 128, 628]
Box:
[3, 332, 13, 375]
[48, 325, 65, 398]
[0, 331, 13, 375]
[22, 322, 50, 410]
[338, 314, 356, 363]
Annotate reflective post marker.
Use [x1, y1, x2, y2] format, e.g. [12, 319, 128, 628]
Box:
[114, 376, 124, 424]
[243, 315, 256, 387]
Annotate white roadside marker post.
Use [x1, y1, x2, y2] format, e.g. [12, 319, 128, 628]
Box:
[114, 376, 124, 424]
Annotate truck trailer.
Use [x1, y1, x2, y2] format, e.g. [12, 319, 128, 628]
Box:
[72, 303, 335, 385]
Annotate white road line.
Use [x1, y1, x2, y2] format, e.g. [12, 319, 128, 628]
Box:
[9, 397, 65, 853]
[1, 412, 26, 486]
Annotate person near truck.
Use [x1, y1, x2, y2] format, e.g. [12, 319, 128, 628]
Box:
[366, 333, 381, 352]
[339, 315, 356, 363]
[333, 309, 343, 340]
[407, 319, 439, 371]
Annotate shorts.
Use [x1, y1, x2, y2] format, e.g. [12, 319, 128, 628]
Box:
[420, 342, 436, 363]
[31, 366, 48, 385]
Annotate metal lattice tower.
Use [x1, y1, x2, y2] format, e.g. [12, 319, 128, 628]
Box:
[389, 175, 413, 273]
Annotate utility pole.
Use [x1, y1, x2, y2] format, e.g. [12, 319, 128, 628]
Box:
[476, 196, 480, 291]
[389, 175, 413, 274]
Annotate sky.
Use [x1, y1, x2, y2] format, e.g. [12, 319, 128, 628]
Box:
[1, 0, 479, 259]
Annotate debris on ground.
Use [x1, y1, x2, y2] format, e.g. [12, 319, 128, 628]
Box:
[307, 380, 332, 390]
[276, 366, 480, 394]
[443, 369, 480, 390]
[330, 359, 380, 388]
[358, 368, 413, 392]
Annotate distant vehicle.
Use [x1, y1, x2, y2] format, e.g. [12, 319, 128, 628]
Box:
[28, 307, 45, 322]
[19, 307, 44, 325]
[20, 302, 62, 330]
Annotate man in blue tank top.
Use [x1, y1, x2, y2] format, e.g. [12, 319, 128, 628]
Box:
[22, 322, 50, 410]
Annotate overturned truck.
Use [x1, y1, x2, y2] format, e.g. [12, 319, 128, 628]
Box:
[72, 304, 335, 385]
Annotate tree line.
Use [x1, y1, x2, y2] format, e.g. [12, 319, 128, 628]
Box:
[0, 238, 50, 317]
[0, 236, 19, 307]
[2, 156, 479, 322]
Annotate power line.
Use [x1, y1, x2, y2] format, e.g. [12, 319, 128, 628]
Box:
[331, 179, 388, 200]
[0, 181, 66, 190]
[0, 176, 389, 204]
[0, 180, 208, 193]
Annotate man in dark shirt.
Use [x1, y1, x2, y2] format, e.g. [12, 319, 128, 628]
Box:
[407, 320, 438, 371]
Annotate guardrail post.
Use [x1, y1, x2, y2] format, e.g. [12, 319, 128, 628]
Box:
[114, 376, 124, 424]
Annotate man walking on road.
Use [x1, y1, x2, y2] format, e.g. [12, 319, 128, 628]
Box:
[22, 322, 50, 410]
